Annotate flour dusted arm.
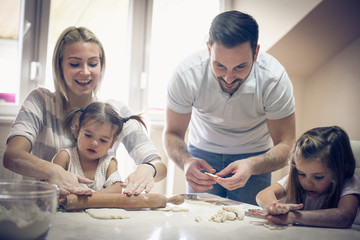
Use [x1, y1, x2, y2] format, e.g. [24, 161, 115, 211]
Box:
[4, 88, 93, 195]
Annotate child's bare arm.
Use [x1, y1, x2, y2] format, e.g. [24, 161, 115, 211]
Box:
[94, 182, 123, 194]
[52, 150, 70, 170]
[106, 158, 118, 179]
[253, 194, 359, 228]
[289, 194, 359, 228]
[93, 158, 123, 194]
[256, 183, 286, 210]
[256, 183, 303, 215]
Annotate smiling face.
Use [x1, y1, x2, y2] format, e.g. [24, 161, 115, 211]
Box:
[61, 41, 101, 102]
[75, 120, 117, 162]
[295, 156, 334, 198]
[207, 41, 259, 95]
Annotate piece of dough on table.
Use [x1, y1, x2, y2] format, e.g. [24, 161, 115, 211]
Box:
[209, 205, 244, 223]
[156, 206, 189, 212]
[85, 208, 130, 219]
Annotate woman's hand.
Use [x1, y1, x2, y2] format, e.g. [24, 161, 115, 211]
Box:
[48, 165, 94, 195]
[122, 164, 155, 195]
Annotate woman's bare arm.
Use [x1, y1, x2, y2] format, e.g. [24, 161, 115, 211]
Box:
[4, 136, 93, 195]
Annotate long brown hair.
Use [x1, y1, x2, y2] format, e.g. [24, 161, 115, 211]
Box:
[286, 126, 356, 209]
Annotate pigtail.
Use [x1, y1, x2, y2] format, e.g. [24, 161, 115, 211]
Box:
[122, 114, 147, 131]
[63, 108, 84, 142]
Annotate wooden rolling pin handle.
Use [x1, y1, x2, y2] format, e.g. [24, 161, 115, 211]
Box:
[167, 195, 184, 205]
[58, 195, 67, 209]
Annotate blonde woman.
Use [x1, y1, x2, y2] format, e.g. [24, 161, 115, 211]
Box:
[4, 27, 166, 195]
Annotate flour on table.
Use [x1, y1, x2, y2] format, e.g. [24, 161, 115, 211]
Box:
[185, 199, 216, 205]
[85, 208, 130, 219]
[263, 222, 291, 230]
[194, 216, 203, 222]
[209, 205, 244, 223]
[157, 206, 189, 212]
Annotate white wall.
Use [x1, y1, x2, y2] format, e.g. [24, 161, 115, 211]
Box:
[274, 38, 360, 184]
[232, 0, 322, 51]
[299, 38, 360, 140]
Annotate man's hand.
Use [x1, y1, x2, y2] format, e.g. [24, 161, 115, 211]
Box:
[184, 157, 217, 192]
[214, 159, 253, 190]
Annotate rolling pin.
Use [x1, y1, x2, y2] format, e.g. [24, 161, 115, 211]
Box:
[59, 193, 184, 211]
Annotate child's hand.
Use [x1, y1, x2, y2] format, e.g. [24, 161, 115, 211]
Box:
[250, 209, 298, 225]
[265, 201, 303, 215]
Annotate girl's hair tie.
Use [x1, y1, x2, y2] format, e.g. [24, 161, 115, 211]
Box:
[122, 117, 130, 123]
[78, 108, 86, 123]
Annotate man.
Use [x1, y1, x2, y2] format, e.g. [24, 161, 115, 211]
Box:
[163, 10, 295, 205]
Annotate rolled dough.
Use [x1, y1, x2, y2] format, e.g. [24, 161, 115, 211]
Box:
[204, 172, 218, 178]
[185, 199, 215, 206]
[85, 208, 130, 219]
[157, 207, 189, 212]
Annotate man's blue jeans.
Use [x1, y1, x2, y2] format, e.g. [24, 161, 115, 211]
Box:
[187, 144, 271, 205]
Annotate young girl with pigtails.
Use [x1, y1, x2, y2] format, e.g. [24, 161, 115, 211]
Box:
[52, 101, 147, 194]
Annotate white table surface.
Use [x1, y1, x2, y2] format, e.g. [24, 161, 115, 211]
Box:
[45, 193, 359, 240]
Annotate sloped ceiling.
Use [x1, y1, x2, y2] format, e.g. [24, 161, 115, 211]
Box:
[267, 0, 360, 78]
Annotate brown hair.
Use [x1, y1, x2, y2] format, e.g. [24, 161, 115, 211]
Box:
[286, 126, 356, 209]
[63, 102, 146, 143]
[208, 11, 258, 57]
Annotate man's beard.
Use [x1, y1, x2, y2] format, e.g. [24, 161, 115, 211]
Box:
[217, 77, 243, 95]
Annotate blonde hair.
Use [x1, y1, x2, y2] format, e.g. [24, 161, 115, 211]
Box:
[52, 26, 106, 113]
[286, 126, 356, 208]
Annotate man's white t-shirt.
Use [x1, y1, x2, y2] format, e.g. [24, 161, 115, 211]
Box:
[167, 49, 295, 154]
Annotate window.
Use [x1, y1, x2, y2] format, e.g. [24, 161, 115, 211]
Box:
[45, 0, 131, 106]
[0, 0, 224, 119]
[0, 0, 225, 189]
[148, 0, 221, 119]
[0, 0, 50, 117]
[0, 0, 21, 113]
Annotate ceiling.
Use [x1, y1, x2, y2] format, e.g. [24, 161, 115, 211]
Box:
[267, 0, 360, 78]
